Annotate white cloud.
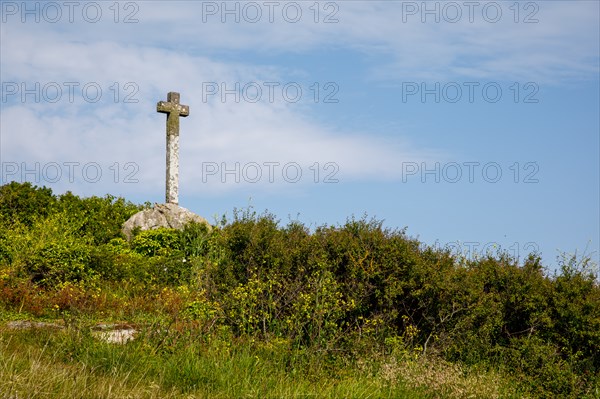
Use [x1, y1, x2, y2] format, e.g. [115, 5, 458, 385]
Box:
[1, 0, 596, 198]
[4, 1, 596, 83]
[0, 24, 440, 196]
[110, 2, 600, 82]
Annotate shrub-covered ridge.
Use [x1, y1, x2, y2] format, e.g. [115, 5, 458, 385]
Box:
[0, 182, 598, 398]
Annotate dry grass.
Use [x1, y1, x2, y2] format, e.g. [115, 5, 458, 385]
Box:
[378, 355, 525, 399]
[0, 329, 428, 399]
[0, 341, 179, 399]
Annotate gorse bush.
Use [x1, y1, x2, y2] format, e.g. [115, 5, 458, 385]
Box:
[0, 182, 598, 398]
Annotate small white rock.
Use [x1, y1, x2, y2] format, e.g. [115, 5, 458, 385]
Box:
[93, 328, 137, 344]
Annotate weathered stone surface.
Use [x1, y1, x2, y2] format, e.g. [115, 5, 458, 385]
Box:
[91, 323, 137, 344]
[121, 203, 211, 240]
[157, 92, 189, 205]
[93, 328, 137, 344]
[5, 320, 64, 330]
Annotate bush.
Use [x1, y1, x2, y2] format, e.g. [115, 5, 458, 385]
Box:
[130, 228, 181, 257]
[548, 253, 600, 375]
[26, 241, 93, 286]
[178, 221, 211, 258]
[1, 188, 599, 397]
[501, 336, 583, 398]
[0, 182, 56, 227]
[56, 192, 142, 244]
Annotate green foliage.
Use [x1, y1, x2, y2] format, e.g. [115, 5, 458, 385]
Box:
[1, 328, 433, 399]
[130, 228, 181, 257]
[87, 238, 141, 281]
[0, 181, 56, 227]
[1, 209, 93, 286]
[26, 241, 93, 286]
[56, 191, 143, 244]
[501, 336, 582, 398]
[1, 183, 599, 398]
[178, 221, 211, 258]
[550, 253, 600, 370]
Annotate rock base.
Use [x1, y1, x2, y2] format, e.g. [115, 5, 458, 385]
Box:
[121, 203, 211, 240]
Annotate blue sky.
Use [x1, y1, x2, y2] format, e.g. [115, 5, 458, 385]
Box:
[1, 1, 599, 270]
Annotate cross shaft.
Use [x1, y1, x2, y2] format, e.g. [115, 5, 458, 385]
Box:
[157, 92, 189, 205]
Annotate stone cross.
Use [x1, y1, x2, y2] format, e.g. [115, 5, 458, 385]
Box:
[157, 92, 189, 205]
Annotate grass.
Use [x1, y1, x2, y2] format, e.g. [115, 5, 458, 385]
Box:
[0, 318, 523, 399]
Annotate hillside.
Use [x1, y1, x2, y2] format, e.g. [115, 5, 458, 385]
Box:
[0, 182, 598, 398]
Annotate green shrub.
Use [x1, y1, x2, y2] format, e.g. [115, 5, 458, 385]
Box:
[0, 182, 56, 227]
[56, 192, 143, 245]
[1, 190, 599, 397]
[178, 221, 211, 258]
[26, 241, 93, 286]
[501, 336, 583, 398]
[130, 228, 181, 257]
[548, 253, 600, 374]
[2, 210, 95, 286]
[147, 254, 194, 286]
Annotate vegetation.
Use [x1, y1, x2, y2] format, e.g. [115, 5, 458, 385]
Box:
[0, 182, 598, 398]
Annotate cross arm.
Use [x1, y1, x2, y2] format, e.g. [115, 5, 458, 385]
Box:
[157, 92, 189, 117]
